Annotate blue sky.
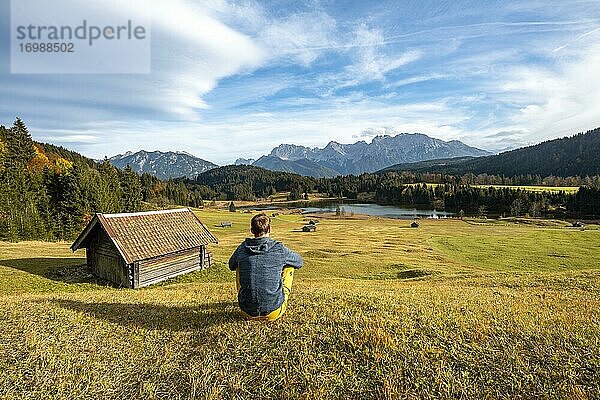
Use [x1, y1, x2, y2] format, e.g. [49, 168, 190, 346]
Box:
[1, 0, 599, 164]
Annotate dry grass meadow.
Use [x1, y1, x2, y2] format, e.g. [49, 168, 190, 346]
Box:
[0, 209, 599, 399]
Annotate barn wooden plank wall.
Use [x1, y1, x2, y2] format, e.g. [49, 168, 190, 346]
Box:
[88, 229, 131, 288]
[137, 248, 202, 288]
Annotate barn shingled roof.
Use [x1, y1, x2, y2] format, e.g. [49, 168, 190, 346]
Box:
[71, 208, 218, 264]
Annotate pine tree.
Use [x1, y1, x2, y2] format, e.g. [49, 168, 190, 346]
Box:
[98, 158, 123, 212]
[0, 119, 44, 240]
[44, 166, 85, 239]
[5, 118, 36, 168]
[120, 165, 142, 212]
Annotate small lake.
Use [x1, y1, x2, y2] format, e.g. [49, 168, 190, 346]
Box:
[302, 203, 453, 219]
[247, 201, 453, 219]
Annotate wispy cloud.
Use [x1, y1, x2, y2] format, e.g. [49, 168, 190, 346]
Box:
[345, 24, 423, 80]
[38, 133, 101, 145]
[385, 73, 448, 88]
[553, 27, 600, 52]
[203, 1, 339, 66]
[260, 11, 338, 66]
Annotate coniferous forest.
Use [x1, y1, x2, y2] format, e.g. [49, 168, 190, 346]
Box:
[0, 119, 142, 241]
[190, 166, 599, 218]
[1, 119, 599, 242]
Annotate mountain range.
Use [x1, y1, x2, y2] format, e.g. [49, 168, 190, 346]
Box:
[107, 150, 217, 180]
[108, 132, 489, 179]
[240, 132, 490, 177]
[56, 126, 600, 183]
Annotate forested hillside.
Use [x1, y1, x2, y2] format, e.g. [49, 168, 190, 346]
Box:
[191, 165, 315, 200]
[0, 119, 142, 241]
[382, 128, 600, 176]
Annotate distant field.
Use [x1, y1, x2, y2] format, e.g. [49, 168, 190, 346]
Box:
[472, 184, 580, 193]
[0, 211, 598, 399]
[406, 183, 579, 193]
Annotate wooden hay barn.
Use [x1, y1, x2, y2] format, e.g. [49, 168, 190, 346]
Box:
[71, 208, 218, 288]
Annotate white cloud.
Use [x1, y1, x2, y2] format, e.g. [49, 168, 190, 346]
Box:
[495, 42, 600, 141]
[553, 27, 600, 52]
[140, 0, 265, 119]
[120, 1, 339, 118]
[38, 133, 100, 144]
[4, 0, 267, 121]
[385, 73, 448, 88]
[200, 1, 339, 66]
[260, 11, 338, 66]
[345, 24, 422, 81]
[307, 24, 424, 92]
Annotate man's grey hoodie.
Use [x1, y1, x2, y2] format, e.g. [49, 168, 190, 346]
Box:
[229, 237, 303, 316]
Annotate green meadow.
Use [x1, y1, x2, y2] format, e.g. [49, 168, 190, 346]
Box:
[0, 210, 599, 399]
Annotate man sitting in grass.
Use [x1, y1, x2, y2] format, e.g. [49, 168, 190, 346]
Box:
[229, 213, 303, 321]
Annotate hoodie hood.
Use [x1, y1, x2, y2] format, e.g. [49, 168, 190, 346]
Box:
[243, 237, 277, 254]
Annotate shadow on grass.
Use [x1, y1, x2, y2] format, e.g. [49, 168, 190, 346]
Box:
[0, 257, 106, 284]
[397, 269, 431, 279]
[53, 299, 244, 331]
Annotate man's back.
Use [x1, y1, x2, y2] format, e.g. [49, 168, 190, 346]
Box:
[229, 237, 303, 316]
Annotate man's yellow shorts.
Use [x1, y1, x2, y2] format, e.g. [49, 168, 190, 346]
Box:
[237, 266, 295, 322]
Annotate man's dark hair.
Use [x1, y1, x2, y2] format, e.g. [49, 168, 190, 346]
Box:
[251, 213, 271, 236]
